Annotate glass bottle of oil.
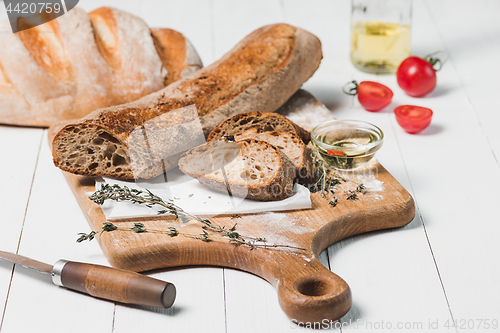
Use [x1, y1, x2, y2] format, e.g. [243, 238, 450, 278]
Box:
[351, 0, 412, 74]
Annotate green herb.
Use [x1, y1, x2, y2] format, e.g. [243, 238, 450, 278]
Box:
[80, 184, 305, 251]
[231, 215, 241, 219]
[310, 150, 367, 206]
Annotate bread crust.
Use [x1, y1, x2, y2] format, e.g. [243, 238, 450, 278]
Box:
[0, 7, 203, 127]
[207, 111, 310, 143]
[179, 139, 295, 201]
[52, 24, 322, 179]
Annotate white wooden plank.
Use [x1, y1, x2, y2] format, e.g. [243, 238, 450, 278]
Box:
[0, 130, 114, 333]
[395, 0, 500, 328]
[0, 127, 43, 324]
[113, 267, 226, 333]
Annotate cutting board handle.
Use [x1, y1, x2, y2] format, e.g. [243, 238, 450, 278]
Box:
[276, 257, 351, 324]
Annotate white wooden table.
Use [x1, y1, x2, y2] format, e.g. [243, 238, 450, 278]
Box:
[1, 0, 499, 332]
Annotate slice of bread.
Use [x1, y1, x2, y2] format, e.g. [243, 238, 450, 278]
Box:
[207, 111, 310, 143]
[178, 139, 295, 201]
[234, 129, 313, 181]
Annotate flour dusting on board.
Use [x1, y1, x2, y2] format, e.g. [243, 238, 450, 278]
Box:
[251, 212, 314, 234]
[245, 212, 314, 249]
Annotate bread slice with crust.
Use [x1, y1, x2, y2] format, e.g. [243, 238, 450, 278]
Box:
[234, 129, 313, 181]
[178, 139, 296, 201]
[207, 111, 310, 143]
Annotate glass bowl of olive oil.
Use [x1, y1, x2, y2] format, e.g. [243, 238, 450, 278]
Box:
[311, 120, 383, 170]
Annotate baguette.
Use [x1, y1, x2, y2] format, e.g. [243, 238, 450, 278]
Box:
[52, 23, 322, 179]
[234, 129, 313, 181]
[0, 6, 202, 127]
[207, 111, 310, 143]
[178, 139, 295, 201]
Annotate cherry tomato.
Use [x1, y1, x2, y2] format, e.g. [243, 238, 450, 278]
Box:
[394, 105, 433, 134]
[344, 81, 393, 112]
[396, 56, 438, 97]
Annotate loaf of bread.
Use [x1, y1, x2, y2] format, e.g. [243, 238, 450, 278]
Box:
[234, 129, 313, 181]
[0, 6, 202, 126]
[179, 139, 295, 201]
[52, 23, 322, 179]
[207, 111, 310, 143]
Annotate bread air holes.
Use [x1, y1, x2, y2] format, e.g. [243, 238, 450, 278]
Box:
[92, 138, 104, 145]
[112, 154, 127, 166]
[103, 145, 117, 159]
[88, 163, 98, 170]
[98, 131, 120, 144]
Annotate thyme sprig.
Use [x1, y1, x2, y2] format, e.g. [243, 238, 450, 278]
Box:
[309, 150, 367, 203]
[81, 184, 305, 250]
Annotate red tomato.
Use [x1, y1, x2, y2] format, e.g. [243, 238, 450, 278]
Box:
[394, 105, 433, 134]
[345, 81, 393, 112]
[396, 56, 437, 97]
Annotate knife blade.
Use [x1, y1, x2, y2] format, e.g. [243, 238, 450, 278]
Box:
[0, 250, 175, 308]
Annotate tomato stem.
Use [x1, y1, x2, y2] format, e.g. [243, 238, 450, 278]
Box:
[342, 80, 359, 96]
[424, 51, 444, 72]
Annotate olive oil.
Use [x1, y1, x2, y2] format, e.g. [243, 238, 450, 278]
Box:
[312, 130, 380, 170]
[351, 21, 411, 74]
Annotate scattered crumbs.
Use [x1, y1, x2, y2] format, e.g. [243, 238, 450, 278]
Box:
[173, 196, 180, 200]
[208, 196, 211, 199]
[188, 193, 194, 197]
[203, 202, 207, 204]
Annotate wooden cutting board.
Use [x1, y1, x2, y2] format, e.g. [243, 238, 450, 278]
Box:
[60, 90, 415, 323]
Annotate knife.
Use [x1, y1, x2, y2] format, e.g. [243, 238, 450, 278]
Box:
[0, 250, 175, 308]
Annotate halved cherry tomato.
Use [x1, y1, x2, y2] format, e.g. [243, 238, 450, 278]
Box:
[394, 105, 433, 134]
[396, 56, 440, 97]
[344, 81, 393, 112]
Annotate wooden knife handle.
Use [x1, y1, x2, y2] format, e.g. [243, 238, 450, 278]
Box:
[51, 260, 175, 308]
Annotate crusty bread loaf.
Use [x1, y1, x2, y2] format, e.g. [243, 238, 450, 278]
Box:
[207, 111, 310, 143]
[234, 129, 313, 181]
[52, 24, 322, 179]
[179, 139, 295, 201]
[0, 6, 202, 127]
